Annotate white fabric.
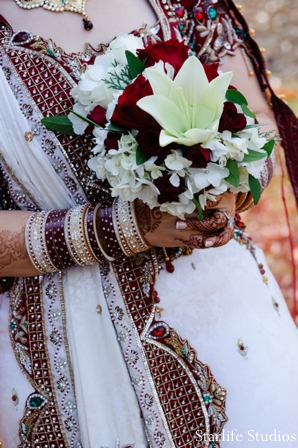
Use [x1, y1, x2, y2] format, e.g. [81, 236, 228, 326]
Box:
[64, 265, 147, 448]
[0, 69, 147, 448]
[0, 67, 74, 210]
[156, 240, 298, 446]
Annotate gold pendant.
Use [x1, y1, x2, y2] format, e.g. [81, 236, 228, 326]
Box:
[15, 0, 86, 14]
[14, 0, 92, 29]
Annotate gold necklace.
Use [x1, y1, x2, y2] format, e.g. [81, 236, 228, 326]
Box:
[13, 0, 93, 30]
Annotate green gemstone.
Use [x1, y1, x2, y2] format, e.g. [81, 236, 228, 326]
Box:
[10, 322, 16, 330]
[29, 395, 44, 409]
[208, 7, 217, 20]
[181, 347, 187, 356]
[203, 394, 211, 403]
[22, 423, 29, 436]
[179, 23, 185, 30]
[46, 48, 55, 57]
[212, 443, 216, 448]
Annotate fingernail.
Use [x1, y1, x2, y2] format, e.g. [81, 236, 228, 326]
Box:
[205, 240, 214, 247]
[176, 221, 188, 230]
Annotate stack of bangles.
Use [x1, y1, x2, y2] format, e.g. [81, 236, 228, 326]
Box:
[25, 197, 151, 274]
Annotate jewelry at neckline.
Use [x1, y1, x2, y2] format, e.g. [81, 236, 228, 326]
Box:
[13, 0, 93, 31]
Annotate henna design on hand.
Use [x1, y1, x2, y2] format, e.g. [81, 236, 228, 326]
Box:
[0, 225, 27, 271]
[174, 225, 234, 249]
[135, 201, 162, 235]
[211, 226, 234, 247]
[206, 196, 223, 208]
[181, 211, 227, 232]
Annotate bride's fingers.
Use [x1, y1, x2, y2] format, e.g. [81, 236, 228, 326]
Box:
[175, 210, 230, 232]
[204, 225, 234, 248]
[174, 223, 234, 249]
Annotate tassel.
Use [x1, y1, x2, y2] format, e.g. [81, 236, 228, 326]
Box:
[163, 248, 175, 273]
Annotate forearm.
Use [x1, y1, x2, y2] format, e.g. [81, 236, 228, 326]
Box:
[0, 211, 40, 277]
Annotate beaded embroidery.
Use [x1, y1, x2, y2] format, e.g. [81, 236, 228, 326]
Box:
[0, 1, 279, 446]
[9, 276, 81, 447]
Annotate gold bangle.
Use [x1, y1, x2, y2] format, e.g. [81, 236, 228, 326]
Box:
[25, 211, 57, 274]
[64, 205, 97, 266]
[112, 197, 151, 257]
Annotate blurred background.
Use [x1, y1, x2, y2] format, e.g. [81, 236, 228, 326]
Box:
[239, 0, 298, 318]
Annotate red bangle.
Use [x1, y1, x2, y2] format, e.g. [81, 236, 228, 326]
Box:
[98, 198, 123, 259]
[45, 209, 75, 270]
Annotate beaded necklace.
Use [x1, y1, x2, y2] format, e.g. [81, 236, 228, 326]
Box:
[13, 0, 93, 30]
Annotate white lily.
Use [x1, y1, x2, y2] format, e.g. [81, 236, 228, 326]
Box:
[137, 56, 233, 147]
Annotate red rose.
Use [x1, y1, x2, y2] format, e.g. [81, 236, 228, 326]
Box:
[111, 75, 153, 130]
[135, 122, 171, 163]
[87, 105, 108, 127]
[154, 175, 182, 204]
[204, 65, 219, 82]
[183, 144, 210, 168]
[104, 131, 121, 151]
[137, 39, 189, 74]
[218, 101, 247, 133]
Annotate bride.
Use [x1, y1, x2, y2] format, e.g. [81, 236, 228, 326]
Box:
[1, 0, 298, 447]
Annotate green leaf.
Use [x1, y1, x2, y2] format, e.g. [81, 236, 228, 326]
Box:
[225, 159, 240, 187]
[192, 197, 203, 221]
[262, 139, 275, 157]
[68, 108, 102, 128]
[136, 145, 151, 165]
[242, 149, 267, 163]
[125, 50, 144, 79]
[107, 123, 127, 132]
[249, 174, 261, 205]
[41, 115, 75, 135]
[245, 123, 268, 129]
[226, 89, 248, 106]
[241, 103, 256, 119]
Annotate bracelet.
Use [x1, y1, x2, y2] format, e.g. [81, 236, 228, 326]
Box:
[25, 199, 149, 274]
[112, 197, 151, 257]
[84, 204, 106, 263]
[45, 209, 75, 270]
[64, 205, 96, 267]
[25, 211, 58, 274]
[98, 199, 123, 259]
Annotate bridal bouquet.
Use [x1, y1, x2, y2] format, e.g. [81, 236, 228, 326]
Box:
[42, 34, 275, 219]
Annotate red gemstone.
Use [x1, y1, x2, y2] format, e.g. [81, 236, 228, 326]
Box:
[13, 31, 30, 43]
[12, 396, 17, 401]
[261, 269, 265, 275]
[194, 7, 204, 21]
[259, 264, 263, 268]
[153, 290, 160, 303]
[152, 325, 167, 338]
[166, 260, 175, 273]
[240, 345, 245, 351]
[175, 6, 185, 18]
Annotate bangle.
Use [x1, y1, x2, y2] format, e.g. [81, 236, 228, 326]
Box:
[25, 201, 136, 274]
[84, 204, 106, 263]
[45, 209, 74, 270]
[112, 197, 151, 257]
[98, 199, 123, 259]
[26, 211, 57, 274]
[64, 205, 96, 267]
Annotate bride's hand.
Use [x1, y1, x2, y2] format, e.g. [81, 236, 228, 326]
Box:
[135, 191, 235, 249]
